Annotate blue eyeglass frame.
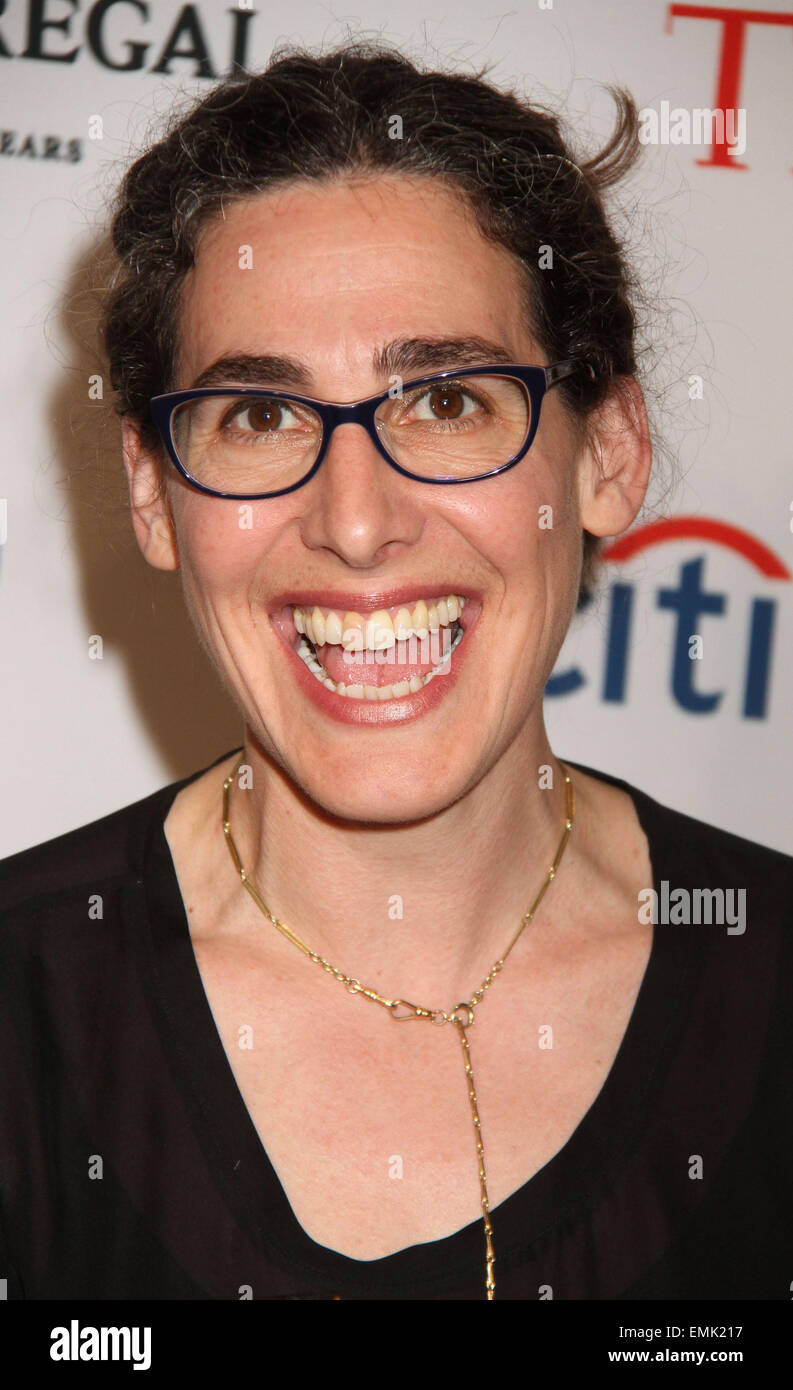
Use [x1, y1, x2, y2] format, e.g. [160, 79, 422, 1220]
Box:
[149, 359, 592, 501]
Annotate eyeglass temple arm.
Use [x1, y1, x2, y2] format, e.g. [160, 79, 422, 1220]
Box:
[544, 360, 596, 388]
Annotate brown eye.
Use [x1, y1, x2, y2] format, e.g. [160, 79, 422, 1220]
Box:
[245, 400, 283, 431]
[427, 387, 465, 419]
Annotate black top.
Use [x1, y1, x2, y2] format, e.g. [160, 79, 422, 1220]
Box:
[1, 746, 791, 1301]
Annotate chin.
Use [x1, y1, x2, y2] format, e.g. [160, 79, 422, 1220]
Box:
[289, 757, 470, 827]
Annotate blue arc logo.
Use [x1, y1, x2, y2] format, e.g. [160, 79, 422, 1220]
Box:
[547, 517, 791, 719]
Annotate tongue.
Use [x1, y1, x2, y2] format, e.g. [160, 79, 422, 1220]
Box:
[315, 630, 454, 686]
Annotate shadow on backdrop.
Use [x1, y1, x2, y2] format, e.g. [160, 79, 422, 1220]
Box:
[50, 231, 242, 783]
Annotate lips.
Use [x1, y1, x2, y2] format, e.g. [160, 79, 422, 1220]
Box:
[268, 585, 483, 616]
[267, 586, 482, 716]
[269, 590, 481, 663]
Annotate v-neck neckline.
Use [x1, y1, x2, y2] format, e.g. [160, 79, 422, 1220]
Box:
[140, 747, 698, 1296]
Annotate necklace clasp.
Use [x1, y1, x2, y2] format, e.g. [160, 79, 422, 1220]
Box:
[389, 999, 433, 1021]
[450, 1002, 475, 1028]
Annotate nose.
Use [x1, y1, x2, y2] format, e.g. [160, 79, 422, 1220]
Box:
[297, 420, 425, 568]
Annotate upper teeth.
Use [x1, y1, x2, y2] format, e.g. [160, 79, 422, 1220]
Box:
[293, 593, 466, 651]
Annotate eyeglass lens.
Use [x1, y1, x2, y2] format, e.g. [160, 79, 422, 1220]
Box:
[170, 375, 532, 494]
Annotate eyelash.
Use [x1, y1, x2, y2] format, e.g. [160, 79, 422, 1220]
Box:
[395, 381, 491, 422]
[215, 380, 494, 444]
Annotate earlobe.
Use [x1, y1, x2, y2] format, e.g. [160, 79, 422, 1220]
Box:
[121, 417, 180, 571]
[577, 377, 652, 540]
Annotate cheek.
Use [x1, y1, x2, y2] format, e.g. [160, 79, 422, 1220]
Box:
[463, 464, 575, 589]
[514, 449, 582, 577]
[172, 495, 274, 605]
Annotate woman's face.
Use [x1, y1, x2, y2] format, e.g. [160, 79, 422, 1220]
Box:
[131, 174, 604, 822]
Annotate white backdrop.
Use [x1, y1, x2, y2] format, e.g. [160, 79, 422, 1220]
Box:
[1, 0, 791, 856]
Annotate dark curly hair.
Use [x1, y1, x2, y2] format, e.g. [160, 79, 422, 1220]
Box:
[100, 39, 649, 597]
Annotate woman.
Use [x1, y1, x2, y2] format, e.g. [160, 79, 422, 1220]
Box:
[1, 41, 791, 1303]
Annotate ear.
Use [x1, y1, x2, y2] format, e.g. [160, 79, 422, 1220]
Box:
[121, 417, 180, 571]
[575, 377, 652, 539]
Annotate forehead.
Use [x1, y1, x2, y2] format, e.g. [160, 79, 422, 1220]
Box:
[175, 174, 536, 390]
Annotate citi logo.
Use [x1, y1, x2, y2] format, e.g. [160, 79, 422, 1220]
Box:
[547, 518, 791, 719]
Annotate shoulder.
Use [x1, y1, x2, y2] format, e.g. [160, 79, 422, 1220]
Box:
[566, 757, 793, 924]
[565, 762, 793, 1103]
[0, 788, 166, 970]
[0, 747, 241, 947]
[0, 795, 149, 912]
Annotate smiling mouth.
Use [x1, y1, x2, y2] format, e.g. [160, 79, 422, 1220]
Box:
[290, 592, 469, 701]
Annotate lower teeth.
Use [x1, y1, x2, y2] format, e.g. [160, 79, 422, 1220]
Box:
[296, 625, 465, 700]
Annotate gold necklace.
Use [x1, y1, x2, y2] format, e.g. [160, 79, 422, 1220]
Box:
[221, 753, 574, 1300]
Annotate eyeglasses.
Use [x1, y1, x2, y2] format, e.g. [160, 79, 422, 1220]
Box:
[149, 360, 592, 500]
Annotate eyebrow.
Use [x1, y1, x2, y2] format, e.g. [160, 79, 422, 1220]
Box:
[188, 336, 520, 393]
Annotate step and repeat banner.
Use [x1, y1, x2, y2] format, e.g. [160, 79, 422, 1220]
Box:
[1, 0, 791, 855]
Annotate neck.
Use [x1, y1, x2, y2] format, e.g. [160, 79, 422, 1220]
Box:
[218, 726, 579, 1006]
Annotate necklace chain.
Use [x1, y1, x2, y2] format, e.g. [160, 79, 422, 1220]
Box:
[221, 753, 574, 1301]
